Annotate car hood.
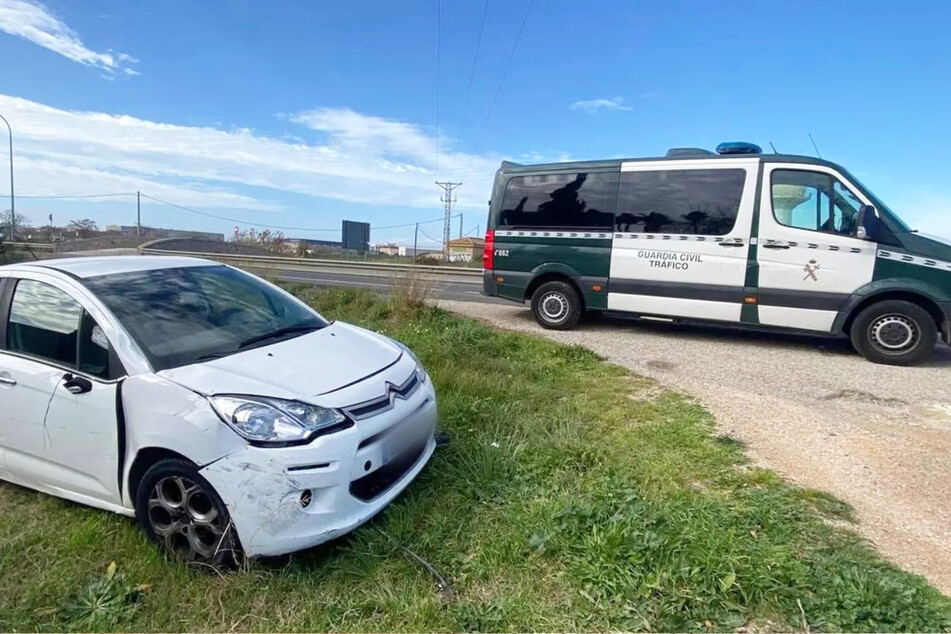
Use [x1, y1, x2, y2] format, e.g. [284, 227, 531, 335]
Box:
[158, 321, 402, 401]
[897, 232, 951, 262]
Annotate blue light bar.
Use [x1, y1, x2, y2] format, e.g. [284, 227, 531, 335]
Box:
[715, 142, 762, 155]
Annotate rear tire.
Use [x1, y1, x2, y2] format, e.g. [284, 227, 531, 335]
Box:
[135, 458, 242, 568]
[530, 280, 582, 330]
[849, 300, 937, 366]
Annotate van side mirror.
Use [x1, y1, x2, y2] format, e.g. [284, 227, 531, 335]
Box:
[856, 204, 877, 240]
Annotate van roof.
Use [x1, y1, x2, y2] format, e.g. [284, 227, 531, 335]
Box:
[498, 152, 847, 175]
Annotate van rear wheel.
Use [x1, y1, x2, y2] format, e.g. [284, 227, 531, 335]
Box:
[850, 300, 936, 366]
[531, 281, 582, 330]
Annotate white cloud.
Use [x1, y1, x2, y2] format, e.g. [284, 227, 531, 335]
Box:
[0, 94, 511, 220]
[0, 0, 137, 76]
[569, 96, 632, 114]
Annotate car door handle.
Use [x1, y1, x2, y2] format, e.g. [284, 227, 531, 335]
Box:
[0, 375, 16, 386]
[718, 240, 745, 247]
[62, 373, 93, 395]
[762, 242, 791, 249]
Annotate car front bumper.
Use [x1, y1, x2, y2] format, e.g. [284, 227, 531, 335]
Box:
[200, 378, 437, 557]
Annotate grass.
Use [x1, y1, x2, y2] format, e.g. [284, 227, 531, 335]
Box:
[1, 287, 950, 632]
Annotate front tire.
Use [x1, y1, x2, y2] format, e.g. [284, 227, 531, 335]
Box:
[530, 280, 582, 330]
[135, 458, 242, 567]
[850, 300, 937, 366]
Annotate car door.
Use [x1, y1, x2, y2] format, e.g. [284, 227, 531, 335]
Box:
[756, 163, 877, 332]
[0, 274, 123, 505]
[608, 158, 759, 322]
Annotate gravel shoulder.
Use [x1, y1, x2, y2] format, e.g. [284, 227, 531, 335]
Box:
[439, 299, 951, 595]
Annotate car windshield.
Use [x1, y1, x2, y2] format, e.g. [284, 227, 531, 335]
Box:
[83, 265, 327, 371]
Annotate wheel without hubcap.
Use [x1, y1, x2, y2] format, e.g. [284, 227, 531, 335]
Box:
[850, 299, 936, 366]
[530, 280, 582, 330]
[136, 459, 241, 567]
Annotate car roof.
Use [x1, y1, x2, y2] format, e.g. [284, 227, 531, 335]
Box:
[1, 255, 219, 279]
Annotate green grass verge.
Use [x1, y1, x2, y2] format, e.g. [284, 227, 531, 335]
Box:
[0, 287, 949, 632]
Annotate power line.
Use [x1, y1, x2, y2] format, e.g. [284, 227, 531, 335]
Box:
[15, 192, 136, 200]
[447, 0, 490, 180]
[460, 0, 534, 179]
[433, 0, 442, 177]
[140, 193, 450, 234]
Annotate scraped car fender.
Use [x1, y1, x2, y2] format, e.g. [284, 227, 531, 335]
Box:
[120, 373, 246, 505]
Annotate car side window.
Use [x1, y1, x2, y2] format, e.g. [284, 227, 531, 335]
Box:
[7, 279, 83, 367]
[771, 170, 861, 236]
[5, 279, 117, 379]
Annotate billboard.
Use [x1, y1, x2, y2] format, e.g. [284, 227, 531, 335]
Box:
[341, 220, 370, 252]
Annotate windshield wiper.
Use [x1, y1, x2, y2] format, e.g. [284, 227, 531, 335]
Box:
[237, 322, 324, 349]
[195, 350, 239, 362]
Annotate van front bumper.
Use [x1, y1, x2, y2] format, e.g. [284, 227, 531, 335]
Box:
[200, 380, 437, 557]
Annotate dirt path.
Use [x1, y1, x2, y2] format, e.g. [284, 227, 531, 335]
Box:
[439, 300, 951, 595]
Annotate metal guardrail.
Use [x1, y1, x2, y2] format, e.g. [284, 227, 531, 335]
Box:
[3, 241, 56, 251]
[137, 247, 484, 283]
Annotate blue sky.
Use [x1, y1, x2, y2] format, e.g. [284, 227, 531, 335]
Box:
[0, 0, 948, 246]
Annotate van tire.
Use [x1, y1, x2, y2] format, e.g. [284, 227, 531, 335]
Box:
[135, 458, 242, 568]
[850, 300, 936, 366]
[531, 281, 582, 330]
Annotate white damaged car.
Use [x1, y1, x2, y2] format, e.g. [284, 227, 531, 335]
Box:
[0, 256, 437, 563]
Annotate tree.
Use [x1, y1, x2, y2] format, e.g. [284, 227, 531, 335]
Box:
[67, 218, 100, 238]
[1, 209, 32, 241]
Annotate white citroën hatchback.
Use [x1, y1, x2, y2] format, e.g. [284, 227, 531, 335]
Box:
[0, 256, 437, 564]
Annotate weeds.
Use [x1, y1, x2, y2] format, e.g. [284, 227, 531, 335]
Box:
[390, 271, 436, 314]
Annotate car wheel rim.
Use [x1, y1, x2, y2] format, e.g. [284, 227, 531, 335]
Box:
[869, 314, 919, 354]
[540, 292, 569, 322]
[148, 476, 229, 562]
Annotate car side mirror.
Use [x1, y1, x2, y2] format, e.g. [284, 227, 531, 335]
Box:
[856, 204, 877, 240]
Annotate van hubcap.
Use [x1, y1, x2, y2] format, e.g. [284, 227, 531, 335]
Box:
[869, 314, 918, 353]
[148, 476, 230, 561]
[540, 292, 569, 322]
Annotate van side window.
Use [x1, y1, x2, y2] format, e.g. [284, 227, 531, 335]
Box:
[771, 170, 860, 236]
[615, 168, 746, 235]
[499, 172, 618, 229]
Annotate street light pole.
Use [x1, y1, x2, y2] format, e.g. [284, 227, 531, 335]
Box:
[0, 114, 14, 242]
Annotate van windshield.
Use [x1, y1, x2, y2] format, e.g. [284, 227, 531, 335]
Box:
[844, 172, 912, 233]
[83, 265, 327, 371]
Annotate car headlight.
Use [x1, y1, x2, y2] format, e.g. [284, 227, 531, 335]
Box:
[394, 340, 427, 382]
[208, 395, 348, 446]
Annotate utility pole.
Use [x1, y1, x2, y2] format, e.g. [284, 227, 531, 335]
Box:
[136, 191, 141, 237]
[0, 113, 15, 242]
[435, 181, 461, 260]
[458, 213, 463, 239]
[413, 222, 418, 262]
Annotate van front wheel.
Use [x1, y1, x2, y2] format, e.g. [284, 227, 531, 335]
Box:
[531, 281, 582, 330]
[850, 300, 936, 366]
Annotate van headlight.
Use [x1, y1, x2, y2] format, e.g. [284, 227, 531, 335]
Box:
[209, 395, 348, 446]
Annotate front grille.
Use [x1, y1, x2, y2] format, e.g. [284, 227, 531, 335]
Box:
[343, 370, 421, 420]
[349, 436, 428, 502]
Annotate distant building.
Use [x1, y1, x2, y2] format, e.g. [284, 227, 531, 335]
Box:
[377, 244, 400, 256]
[447, 237, 485, 263]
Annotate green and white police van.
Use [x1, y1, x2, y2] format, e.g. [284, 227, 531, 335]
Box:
[481, 142, 951, 365]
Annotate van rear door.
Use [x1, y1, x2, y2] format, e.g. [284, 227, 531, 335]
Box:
[608, 159, 759, 322]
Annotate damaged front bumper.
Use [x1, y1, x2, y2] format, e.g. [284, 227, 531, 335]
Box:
[200, 379, 437, 557]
